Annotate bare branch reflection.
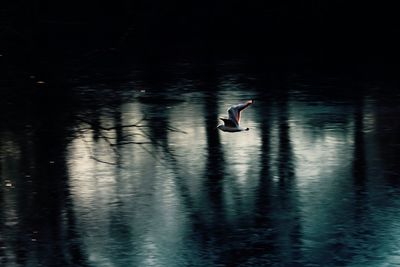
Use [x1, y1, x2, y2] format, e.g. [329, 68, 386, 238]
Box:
[2, 62, 400, 266]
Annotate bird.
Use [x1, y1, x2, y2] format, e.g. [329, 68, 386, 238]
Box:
[217, 100, 254, 132]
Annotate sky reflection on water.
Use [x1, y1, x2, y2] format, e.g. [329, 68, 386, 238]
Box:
[1, 65, 400, 266]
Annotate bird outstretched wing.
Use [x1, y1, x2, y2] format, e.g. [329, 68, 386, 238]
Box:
[228, 100, 253, 126]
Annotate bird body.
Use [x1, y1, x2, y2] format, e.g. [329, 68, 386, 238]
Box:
[217, 100, 253, 132]
[217, 124, 248, 132]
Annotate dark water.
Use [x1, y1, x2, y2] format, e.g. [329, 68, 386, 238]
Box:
[1, 62, 400, 266]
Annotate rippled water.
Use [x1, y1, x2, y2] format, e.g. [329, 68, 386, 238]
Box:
[1, 63, 400, 266]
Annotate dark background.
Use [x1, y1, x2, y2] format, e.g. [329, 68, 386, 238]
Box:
[1, 1, 400, 83]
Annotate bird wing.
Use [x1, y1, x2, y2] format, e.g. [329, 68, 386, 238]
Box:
[227, 100, 253, 126]
[219, 118, 237, 128]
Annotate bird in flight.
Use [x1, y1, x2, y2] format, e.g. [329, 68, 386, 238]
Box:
[217, 100, 254, 132]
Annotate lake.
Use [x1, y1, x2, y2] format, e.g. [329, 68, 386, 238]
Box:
[1, 61, 400, 266]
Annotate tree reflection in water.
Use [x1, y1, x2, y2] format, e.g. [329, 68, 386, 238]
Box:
[1, 64, 400, 266]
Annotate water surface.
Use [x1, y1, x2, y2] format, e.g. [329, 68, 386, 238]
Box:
[1, 63, 400, 266]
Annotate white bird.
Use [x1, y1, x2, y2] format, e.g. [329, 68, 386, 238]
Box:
[217, 100, 254, 132]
